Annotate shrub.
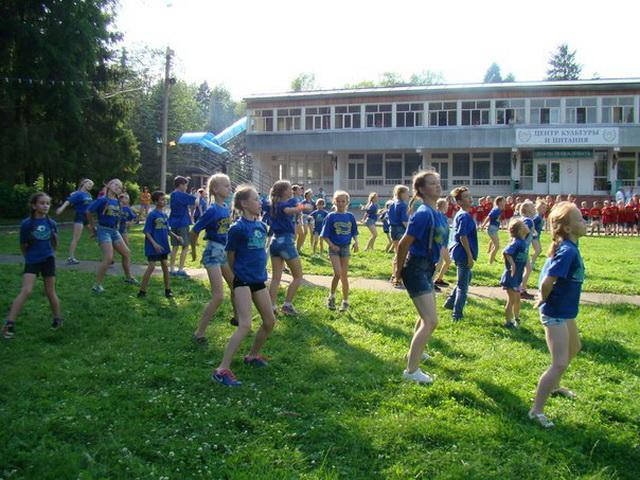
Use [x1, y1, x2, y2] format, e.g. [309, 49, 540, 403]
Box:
[124, 180, 140, 205]
[0, 182, 39, 219]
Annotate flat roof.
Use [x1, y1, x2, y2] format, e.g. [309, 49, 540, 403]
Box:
[244, 77, 640, 103]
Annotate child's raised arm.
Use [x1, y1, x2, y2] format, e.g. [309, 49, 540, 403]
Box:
[56, 200, 70, 216]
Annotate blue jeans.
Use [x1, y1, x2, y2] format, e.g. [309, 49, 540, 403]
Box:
[445, 261, 472, 319]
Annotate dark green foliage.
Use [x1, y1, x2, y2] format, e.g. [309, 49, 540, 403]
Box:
[484, 63, 516, 83]
[547, 44, 582, 81]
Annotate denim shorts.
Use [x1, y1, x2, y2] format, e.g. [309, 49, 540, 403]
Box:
[401, 254, 436, 298]
[170, 226, 190, 247]
[329, 244, 351, 257]
[202, 241, 227, 267]
[540, 314, 572, 327]
[365, 218, 377, 227]
[390, 224, 406, 241]
[269, 234, 299, 260]
[487, 224, 500, 236]
[96, 226, 123, 245]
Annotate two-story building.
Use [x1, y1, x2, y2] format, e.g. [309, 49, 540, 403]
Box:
[244, 78, 640, 200]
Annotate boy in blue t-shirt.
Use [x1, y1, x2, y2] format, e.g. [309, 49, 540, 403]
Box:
[168, 176, 197, 277]
[4, 192, 63, 339]
[310, 198, 328, 255]
[138, 191, 181, 299]
[500, 219, 530, 328]
[118, 193, 137, 247]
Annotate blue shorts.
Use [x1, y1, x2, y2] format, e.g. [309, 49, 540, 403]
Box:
[96, 226, 123, 245]
[365, 218, 377, 227]
[487, 224, 500, 236]
[202, 241, 227, 267]
[147, 254, 168, 262]
[390, 224, 406, 241]
[383, 222, 390, 234]
[401, 254, 436, 298]
[540, 314, 572, 327]
[270, 234, 299, 260]
[329, 244, 351, 257]
[74, 211, 89, 225]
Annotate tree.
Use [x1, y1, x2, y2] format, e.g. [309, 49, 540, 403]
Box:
[346, 70, 445, 89]
[546, 44, 582, 81]
[290, 73, 316, 92]
[483, 63, 516, 83]
[379, 72, 406, 87]
[409, 70, 445, 85]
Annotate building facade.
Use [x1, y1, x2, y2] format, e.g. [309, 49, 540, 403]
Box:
[244, 79, 640, 199]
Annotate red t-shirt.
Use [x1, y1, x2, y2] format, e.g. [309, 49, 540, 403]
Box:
[503, 204, 514, 220]
[589, 207, 601, 219]
[601, 206, 613, 224]
[624, 205, 635, 223]
[580, 208, 590, 218]
[446, 203, 457, 219]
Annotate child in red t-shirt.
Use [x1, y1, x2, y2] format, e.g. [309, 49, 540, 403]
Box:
[580, 201, 590, 222]
[601, 200, 614, 235]
[589, 201, 602, 235]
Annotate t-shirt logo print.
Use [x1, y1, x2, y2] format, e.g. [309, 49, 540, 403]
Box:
[248, 228, 266, 249]
[154, 217, 167, 230]
[334, 222, 352, 236]
[33, 224, 51, 240]
[218, 217, 231, 234]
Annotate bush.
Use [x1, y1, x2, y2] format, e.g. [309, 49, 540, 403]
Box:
[0, 182, 39, 219]
[124, 180, 140, 205]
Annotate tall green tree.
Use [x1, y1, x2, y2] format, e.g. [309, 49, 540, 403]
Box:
[290, 73, 316, 92]
[546, 44, 582, 80]
[483, 63, 516, 83]
[346, 70, 444, 88]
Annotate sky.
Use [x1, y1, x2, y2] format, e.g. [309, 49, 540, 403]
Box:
[114, 0, 640, 101]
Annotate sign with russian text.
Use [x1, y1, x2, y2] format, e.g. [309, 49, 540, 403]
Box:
[516, 127, 619, 146]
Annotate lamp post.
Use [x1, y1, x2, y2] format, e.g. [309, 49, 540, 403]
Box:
[159, 47, 173, 192]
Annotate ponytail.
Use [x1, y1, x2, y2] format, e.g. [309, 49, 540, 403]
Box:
[408, 192, 419, 212]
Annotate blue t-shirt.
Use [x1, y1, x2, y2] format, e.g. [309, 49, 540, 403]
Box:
[20, 217, 58, 264]
[388, 200, 408, 226]
[310, 209, 328, 233]
[143, 209, 171, 257]
[500, 238, 528, 288]
[406, 204, 449, 263]
[539, 240, 585, 319]
[523, 217, 535, 246]
[321, 211, 358, 246]
[225, 217, 268, 284]
[118, 206, 137, 234]
[67, 191, 93, 215]
[533, 215, 544, 237]
[191, 203, 231, 245]
[270, 198, 298, 235]
[488, 207, 501, 227]
[88, 197, 121, 228]
[366, 203, 379, 221]
[168, 190, 197, 229]
[381, 211, 389, 231]
[261, 198, 271, 225]
[449, 210, 479, 263]
[193, 197, 208, 221]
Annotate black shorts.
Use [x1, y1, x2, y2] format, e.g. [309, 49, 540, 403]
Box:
[147, 254, 168, 262]
[24, 256, 56, 277]
[233, 278, 266, 292]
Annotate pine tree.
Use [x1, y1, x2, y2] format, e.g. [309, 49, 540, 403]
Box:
[484, 63, 503, 83]
[546, 44, 582, 80]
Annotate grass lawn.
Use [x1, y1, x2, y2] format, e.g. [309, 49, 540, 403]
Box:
[1, 265, 639, 479]
[1, 222, 637, 295]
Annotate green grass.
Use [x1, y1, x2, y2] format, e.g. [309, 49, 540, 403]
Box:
[1, 266, 639, 479]
[0, 223, 639, 295]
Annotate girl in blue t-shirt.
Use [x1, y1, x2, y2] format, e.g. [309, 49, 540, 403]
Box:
[56, 178, 94, 265]
[310, 198, 328, 256]
[189, 174, 235, 343]
[321, 191, 359, 311]
[530, 202, 586, 429]
[268, 180, 310, 316]
[389, 185, 410, 287]
[500, 219, 530, 329]
[519, 201, 537, 300]
[301, 189, 316, 251]
[4, 192, 63, 339]
[87, 178, 138, 293]
[380, 199, 394, 253]
[481, 196, 505, 264]
[361, 192, 379, 252]
[193, 188, 208, 222]
[394, 171, 448, 385]
[212, 185, 276, 387]
[117, 192, 137, 247]
[530, 200, 548, 270]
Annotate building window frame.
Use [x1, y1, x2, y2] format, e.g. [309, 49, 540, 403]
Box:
[495, 99, 525, 125]
[396, 103, 424, 128]
[276, 108, 302, 131]
[304, 107, 331, 130]
[428, 101, 457, 127]
[335, 105, 362, 129]
[601, 97, 635, 124]
[530, 98, 561, 124]
[461, 100, 490, 126]
[365, 104, 392, 128]
[565, 97, 597, 124]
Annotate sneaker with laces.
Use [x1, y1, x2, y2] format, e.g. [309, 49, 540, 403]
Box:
[51, 318, 64, 330]
[434, 284, 442, 293]
[3, 321, 16, 339]
[66, 257, 80, 265]
[434, 279, 449, 287]
[212, 368, 241, 386]
[165, 289, 174, 298]
[528, 410, 554, 428]
[92, 284, 105, 294]
[281, 304, 299, 316]
[327, 296, 336, 310]
[137, 290, 146, 298]
[175, 270, 190, 278]
[339, 301, 349, 312]
[124, 277, 140, 286]
[504, 320, 517, 329]
[244, 355, 269, 367]
[520, 290, 535, 300]
[402, 368, 433, 384]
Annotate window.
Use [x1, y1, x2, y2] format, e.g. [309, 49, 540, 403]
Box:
[593, 151, 608, 191]
[254, 109, 274, 132]
[520, 152, 533, 190]
[566, 97, 597, 124]
[452, 153, 470, 177]
[537, 163, 547, 183]
[472, 157, 490, 185]
[305, 107, 331, 130]
[602, 97, 634, 124]
[276, 108, 302, 131]
[385, 160, 403, 182]
[550, 162, 560, 183]
[335, 105, 361, 129]
[404, 153, 422, 176]
[366, 154, 383, 177]
[493, 152, 511, 177]
[530, 98, 561, 124]
[618, 152, 636, 186]
[461, 100, 490, 126]
[365, 104, 392, 128]
[495, 99, 525, 125]
[428, 102, 457, 126]
[396, 103, 424, 127]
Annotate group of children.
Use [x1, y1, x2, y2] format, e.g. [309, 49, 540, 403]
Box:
[4, 170, 593, 428]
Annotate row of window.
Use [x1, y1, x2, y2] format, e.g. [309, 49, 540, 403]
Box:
[252, 96, 637, 132]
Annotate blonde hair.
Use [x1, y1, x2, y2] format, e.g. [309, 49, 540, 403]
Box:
[393, 184, 409, 200]
[508, 218, 526, 238]
[333, 190, 350, 202]
[366, 192, 377, 205]
[494, 196, 505, 207]
[436, 198, 448, 211]
[409, 170, 440, 211]
[233, 184, 257, 212]
[451, 186, 469, 203]
[207, 173, 230, 204]
[79, 178, 94, 191]
[547, 202, 579, 257]
[520, 200, 536, 217]
[315, 198, 326, 208]
[105, 179, 123, 198]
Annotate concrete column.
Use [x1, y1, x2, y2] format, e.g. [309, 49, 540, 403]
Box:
[334, 152, 347, 193]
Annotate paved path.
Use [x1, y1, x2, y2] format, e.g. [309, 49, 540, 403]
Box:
[1, 254, 638, 306]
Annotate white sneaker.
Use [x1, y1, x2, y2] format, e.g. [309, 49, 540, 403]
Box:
[422, 352, 432, 361]
[402, 368, 433, 384]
